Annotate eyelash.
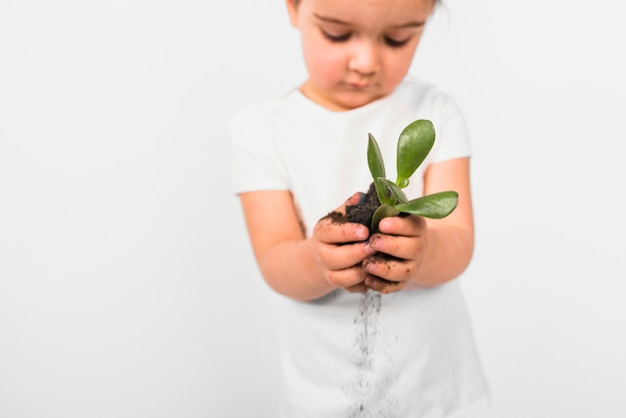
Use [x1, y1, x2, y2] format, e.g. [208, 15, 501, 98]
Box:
[384, 37, 410, 48]
[321, 31, 410, 48]
[322, 32, 351, 43]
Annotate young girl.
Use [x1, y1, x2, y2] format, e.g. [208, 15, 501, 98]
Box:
[229, 0, 490, 416]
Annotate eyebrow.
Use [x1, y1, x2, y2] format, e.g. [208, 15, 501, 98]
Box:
[313, 12, 425, 29]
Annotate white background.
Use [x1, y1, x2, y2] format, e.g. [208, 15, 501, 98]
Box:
[1, 1, 625, 417]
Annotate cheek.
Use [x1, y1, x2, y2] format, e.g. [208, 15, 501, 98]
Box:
[384, 49, 417, 82]
[303, 44, 343, 82]
[389, 56, 412, 79]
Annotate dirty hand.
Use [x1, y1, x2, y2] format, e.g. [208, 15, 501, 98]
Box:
[362, 214, 428, 294]
[312, 193, 376, 293]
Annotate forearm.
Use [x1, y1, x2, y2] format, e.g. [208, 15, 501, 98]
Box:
[257, 238, 337, 302]
[409, 225, 474, 288]
[408, 157, 475, 288]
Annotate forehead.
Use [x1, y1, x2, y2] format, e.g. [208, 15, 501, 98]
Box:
[301, 0, 435, 29]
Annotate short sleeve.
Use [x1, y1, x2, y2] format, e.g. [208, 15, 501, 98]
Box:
[427, 93, 472, 164]
[228, 105, 289, 195]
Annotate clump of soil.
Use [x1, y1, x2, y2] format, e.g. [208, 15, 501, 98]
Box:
[345, 182, 380, 235]
[333, 181, 407, 236]
[322, 182, 380, 237]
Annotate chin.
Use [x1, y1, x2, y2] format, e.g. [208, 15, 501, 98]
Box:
[337, 92, 383, 110]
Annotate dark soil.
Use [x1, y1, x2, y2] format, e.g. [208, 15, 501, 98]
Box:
[345, 182, 380, 234]
[322, 182, 380, 237]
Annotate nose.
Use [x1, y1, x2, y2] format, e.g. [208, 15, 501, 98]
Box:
[348, 39, 378, 76]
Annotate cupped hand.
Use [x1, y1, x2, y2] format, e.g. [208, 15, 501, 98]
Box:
[362, 214, 428, 294]
[312, 193, 376, 293]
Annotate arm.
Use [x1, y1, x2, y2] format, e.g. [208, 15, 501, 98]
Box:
[362, 157, 474, 292]
[239, 191, 376, 301]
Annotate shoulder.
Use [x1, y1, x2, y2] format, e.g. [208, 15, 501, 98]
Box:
[228, 87, 314, 154]
[395, 76, 472, 163]
[230, 88, 300, 124]
[396, 76, 463, 116]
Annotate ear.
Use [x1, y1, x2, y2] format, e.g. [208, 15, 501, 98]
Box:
[285, 0, 299, 28]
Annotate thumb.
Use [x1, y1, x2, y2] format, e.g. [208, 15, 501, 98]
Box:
[336, 192, 366, 214]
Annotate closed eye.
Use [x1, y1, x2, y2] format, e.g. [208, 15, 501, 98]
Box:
[384, 36, 411, 48]
[322, 30, 352, 43]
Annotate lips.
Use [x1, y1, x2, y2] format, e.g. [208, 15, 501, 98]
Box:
[346, 82, 369, 89]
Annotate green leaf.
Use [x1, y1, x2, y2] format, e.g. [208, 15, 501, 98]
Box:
[367, 133, 386, 182]
[378, 178, 408, 205]
[396, 119, 435, 188]
[370, 204, 400, 233]
[395, 191, 459, 219]
[373, 177, 393, 206]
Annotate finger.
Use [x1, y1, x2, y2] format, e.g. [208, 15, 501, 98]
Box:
[377, 214, 426, 237]
[362, 256, 417, 283]
[364, 275, 406, 294]
[317, 241, 375, 272]
[345, 282, 368, 293]
[321, 192, 365, 219]
[315, 217, 370, 245]
[346, 192, 366, 207]
[325, 264, 368, 289]
[368, 233, 426, 261]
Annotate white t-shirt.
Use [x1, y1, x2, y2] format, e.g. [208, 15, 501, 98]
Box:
[229, 76, 490, 417]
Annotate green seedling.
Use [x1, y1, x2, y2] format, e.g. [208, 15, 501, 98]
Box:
[368, 119, 459, 233]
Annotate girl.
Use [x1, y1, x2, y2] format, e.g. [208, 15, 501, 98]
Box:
[229, 0, 490, 416]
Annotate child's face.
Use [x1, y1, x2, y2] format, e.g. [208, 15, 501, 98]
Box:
[287, 0, 435, 111]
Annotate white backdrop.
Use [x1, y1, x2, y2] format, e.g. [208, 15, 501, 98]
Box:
[1, 1, 625, 417]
